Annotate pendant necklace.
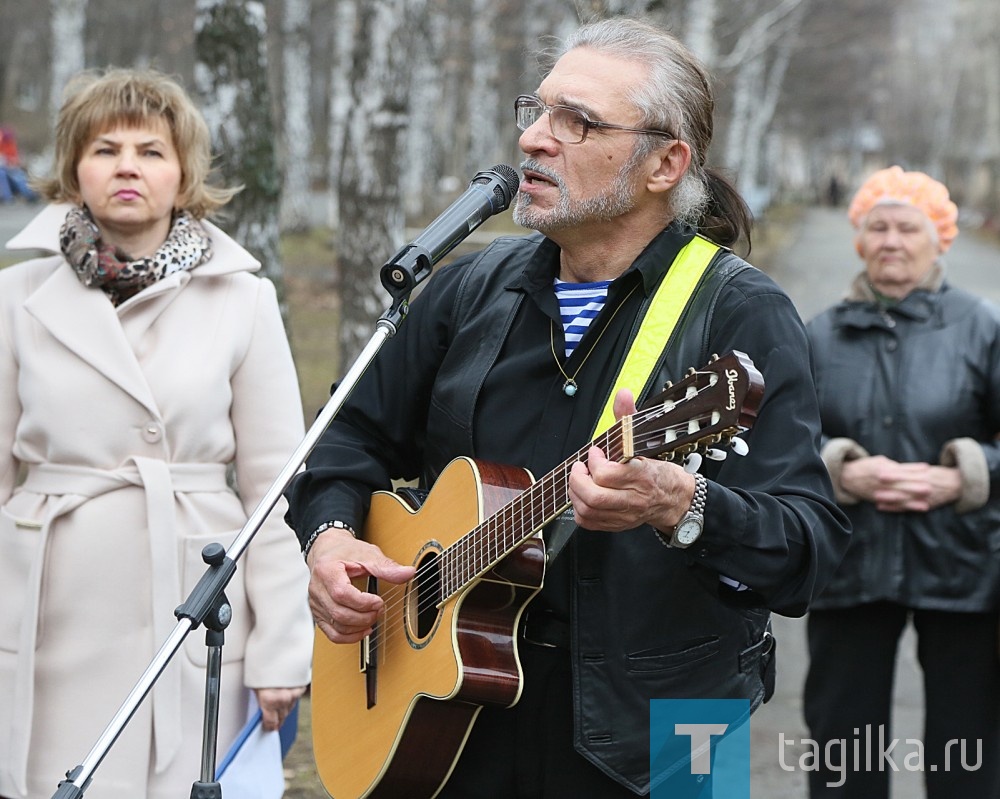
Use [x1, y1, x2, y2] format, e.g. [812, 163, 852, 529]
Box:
[549, 284, 638, 397]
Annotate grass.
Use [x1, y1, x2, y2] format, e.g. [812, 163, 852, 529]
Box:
[282, 226, 344, 422]
[283, 694, 327, 797]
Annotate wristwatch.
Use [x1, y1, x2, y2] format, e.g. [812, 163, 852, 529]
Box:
[660, 473, 707, 549]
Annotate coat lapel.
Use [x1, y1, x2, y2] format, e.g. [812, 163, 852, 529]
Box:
[10, 204, 260, 416]
[23, 264, 161, 414]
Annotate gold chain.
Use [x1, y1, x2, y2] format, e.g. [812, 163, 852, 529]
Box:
[549, 284, 639, 397]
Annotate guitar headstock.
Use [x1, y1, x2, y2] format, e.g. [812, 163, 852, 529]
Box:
[629, 351, 764, 462]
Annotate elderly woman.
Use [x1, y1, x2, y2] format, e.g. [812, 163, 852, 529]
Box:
[0, 68, 312, 798]
[803, 166, 1000, 797]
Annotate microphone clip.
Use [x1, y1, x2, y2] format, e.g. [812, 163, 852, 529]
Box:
[378, 164, 519, 331]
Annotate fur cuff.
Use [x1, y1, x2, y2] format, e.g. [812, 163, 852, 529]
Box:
[939, 437, 990, 513]
[821, 438, 870, 505]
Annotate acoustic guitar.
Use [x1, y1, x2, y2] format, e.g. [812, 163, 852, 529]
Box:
[311, 350, 764, 798]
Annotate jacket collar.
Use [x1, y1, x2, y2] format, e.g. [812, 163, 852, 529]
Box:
[836, 267, 945, 330]
[845, 261, 946, 304]
[510, 222, 697, 298]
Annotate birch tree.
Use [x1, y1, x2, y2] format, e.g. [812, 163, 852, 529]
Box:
[716, 0, 809, 204]
[281, 0, 314, 231]
[50, 0, 86, 117]
[464, 0, 502, 175]
[776, 0, 896, 190]
[570, 0, 656, 20]
[683, 0, 718, 66]
[194, 0, 286, 311]
[438, 2, 475, 182]
[337, 0, 423, 368]
[400, 5, 448, 217]
[326, 0, 356, 226]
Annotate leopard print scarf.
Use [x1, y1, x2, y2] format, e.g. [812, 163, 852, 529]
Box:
[60, 206, 213, 306]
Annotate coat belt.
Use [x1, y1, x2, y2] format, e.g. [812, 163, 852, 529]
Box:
[7, 459, 229, 794]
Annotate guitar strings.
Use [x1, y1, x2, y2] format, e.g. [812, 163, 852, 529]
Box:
[359, 382, 729, 651]
[365, 413, 720, 652]
[356, 383, 730, 652]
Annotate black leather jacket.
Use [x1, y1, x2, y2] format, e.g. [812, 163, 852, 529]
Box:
[807, 277, 1000, 612]
[286, 224, 850, 793]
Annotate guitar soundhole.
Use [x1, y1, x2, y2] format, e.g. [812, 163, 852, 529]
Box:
[407, 549, 443, 644]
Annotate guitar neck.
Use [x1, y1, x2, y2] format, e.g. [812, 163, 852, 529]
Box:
[433, 350, 763, 603]
[439, 419, 631, 600]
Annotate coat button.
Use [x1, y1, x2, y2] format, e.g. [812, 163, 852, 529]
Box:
[142, 422, 163, 443]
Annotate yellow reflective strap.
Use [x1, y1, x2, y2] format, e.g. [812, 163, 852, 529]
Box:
[592, 235, 720, 436]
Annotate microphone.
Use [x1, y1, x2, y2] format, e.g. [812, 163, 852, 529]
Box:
[381, 164, 520, 293]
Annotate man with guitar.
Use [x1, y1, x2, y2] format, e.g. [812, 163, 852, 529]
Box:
[285, 16, 851, 799]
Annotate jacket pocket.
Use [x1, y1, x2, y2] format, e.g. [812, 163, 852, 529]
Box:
[0, 507, 43, 653]
[180, 529, 250, 666]
[626, 636, 720, 673]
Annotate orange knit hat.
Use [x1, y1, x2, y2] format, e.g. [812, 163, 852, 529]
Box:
[847, 166, 959, 252]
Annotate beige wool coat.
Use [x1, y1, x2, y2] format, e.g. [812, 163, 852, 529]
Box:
[0, 205, 313, 799]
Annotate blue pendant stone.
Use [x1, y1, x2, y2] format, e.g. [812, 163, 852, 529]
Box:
[563, 381, 578, 397]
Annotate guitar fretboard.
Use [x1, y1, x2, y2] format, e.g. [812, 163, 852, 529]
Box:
[429, 352, 759, 602]
[438, 424, 626, 600]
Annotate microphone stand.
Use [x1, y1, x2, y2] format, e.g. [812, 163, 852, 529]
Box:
[49, 233, 438, 798]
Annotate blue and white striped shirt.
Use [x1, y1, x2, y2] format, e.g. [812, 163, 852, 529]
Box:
[553, 278, 612, 357]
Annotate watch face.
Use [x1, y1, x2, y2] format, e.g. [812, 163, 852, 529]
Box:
[675, 518, 703, 545]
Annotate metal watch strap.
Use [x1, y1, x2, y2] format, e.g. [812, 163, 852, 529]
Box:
[303, 519, 357, 559]
[653, 472, 707, 548]
[686, 472, 707, 518]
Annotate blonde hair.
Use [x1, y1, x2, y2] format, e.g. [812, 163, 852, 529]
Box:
[37, 67, 239, 218]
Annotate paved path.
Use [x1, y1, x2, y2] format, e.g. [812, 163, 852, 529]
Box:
[751, 206, 1000, 799]
[0, 202, 38, 249]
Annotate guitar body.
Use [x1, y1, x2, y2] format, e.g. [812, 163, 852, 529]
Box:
[311, 456, 544, 798]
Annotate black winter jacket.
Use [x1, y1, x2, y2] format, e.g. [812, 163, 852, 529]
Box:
[286, 224, 851, 793]
[807, 278, 1000, 611]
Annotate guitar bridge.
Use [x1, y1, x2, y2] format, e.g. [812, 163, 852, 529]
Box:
[360, 575, 378, 709]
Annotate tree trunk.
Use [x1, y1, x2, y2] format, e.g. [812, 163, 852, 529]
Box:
[336, 0, 423, 369]
[281, 0, 313, 232]
[326, 0, 357, 228]
[465, 0, 501, 175]
[683, 0, 718, 66]
[194, 0, 286, 316]
[401, 6, 447, 218]
[50, 0, 86, 118]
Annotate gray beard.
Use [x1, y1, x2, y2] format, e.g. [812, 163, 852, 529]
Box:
[513, 152, 643, 233]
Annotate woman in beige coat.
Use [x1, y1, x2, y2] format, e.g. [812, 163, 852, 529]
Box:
[0, 68, 313, 798]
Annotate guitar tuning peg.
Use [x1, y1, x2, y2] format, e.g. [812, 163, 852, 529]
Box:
[705, 448, 728, 461]
[730, 437, 749, 456]
[682, 452, 703, 473]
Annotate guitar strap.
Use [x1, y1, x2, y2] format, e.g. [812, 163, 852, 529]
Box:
[546, 235, 721, 565]
[591, 234, 720, 437]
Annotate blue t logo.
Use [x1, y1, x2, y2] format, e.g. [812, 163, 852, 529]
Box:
[651, 699, 751, 798]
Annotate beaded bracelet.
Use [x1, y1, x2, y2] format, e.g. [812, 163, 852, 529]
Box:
[303, 519, 357, 559]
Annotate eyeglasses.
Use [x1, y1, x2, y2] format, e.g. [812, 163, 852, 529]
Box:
[514, 94, 676, 144]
